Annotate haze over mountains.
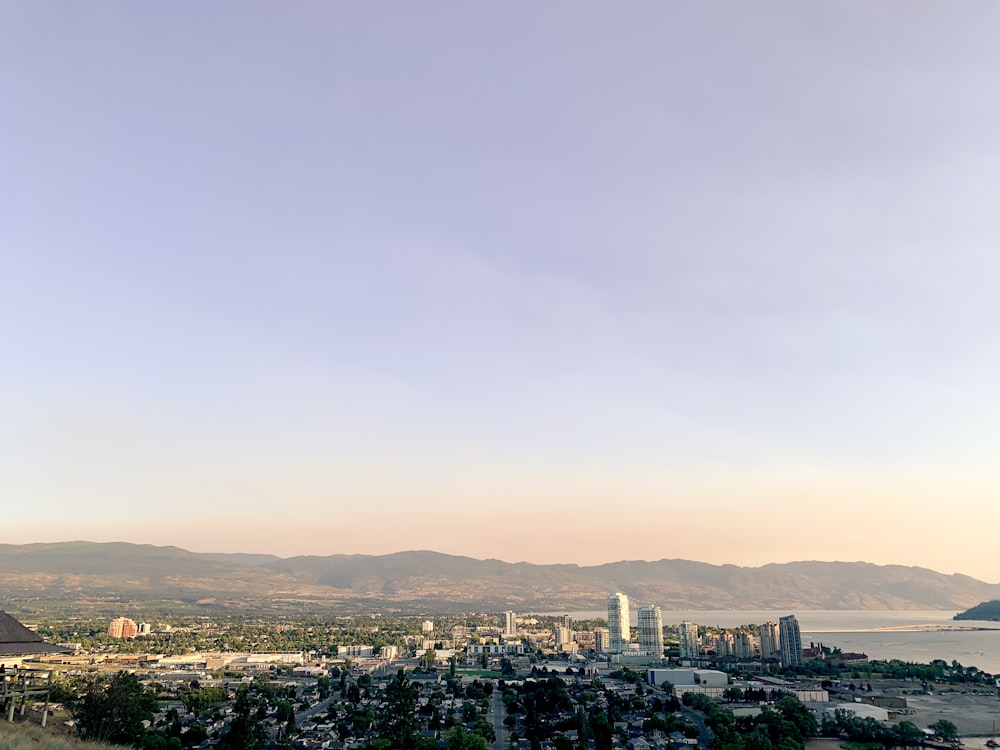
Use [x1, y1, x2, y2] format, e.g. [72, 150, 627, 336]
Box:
[1, 542, 994, 616]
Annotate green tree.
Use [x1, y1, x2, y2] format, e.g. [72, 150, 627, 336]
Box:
[930, 720, 959, 743]
[378, 669, 420, 750]
[893, 721, 925, 747]
[472, 717, 495, 743]
[444, 725, 488, 750]
[275, 699, 295, 725]
[73, 671, 159, 746]
[422, 649, 437, 670]
[774, 695, 817, 741]
[317, 675, 330, 700]
[219, 686, 267, 750]
[181, 686, 228, 717]
[744, 725, 774, 750]
[590, 711, 613, 750]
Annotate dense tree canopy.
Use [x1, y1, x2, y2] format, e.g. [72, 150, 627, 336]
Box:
[73, 671, 159, 746]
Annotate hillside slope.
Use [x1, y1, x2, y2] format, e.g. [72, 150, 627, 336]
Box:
[1, 542, 995, 615]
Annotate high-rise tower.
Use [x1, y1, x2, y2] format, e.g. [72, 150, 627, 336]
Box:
[503, 611, 517, 636]
[779, 614, 803, 668]
[679, 620, 699, 659]
[760, 621, 780, 661]
[606, 592, 630, 652]
[637, 605, 664, 657]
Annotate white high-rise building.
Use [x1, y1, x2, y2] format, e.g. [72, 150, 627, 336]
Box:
[503, 611, 517, 636]
[679, 621, 699, 659]
[637, 605, 664, 657]
[607, 592, 630, 652]
[779, 615, 803, 668]
[760, 621, 780, 660]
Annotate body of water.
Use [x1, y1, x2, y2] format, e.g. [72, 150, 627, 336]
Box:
[550, 610, 1000, 674]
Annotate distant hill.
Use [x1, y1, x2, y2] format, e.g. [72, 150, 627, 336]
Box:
[0, 542, 997, 616]
[954, 600, 1000, 621]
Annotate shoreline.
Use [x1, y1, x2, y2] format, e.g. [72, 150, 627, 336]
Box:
[807, 624, 1000, 634]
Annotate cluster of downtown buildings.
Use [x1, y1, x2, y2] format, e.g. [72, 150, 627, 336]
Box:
[482, 594, 808, 674]
[103, 598, 808, 671]
[603, 593, 805, 669]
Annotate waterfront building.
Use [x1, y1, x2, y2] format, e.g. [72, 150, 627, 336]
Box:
[779, 614, 803, 668]
[607, 592, 630, 652]
[679, 620, 699, 659]
[637, 605, 664, 657]
[760, 621, 780, 660]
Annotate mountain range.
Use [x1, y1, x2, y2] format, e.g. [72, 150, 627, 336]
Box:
[1, 542, 995, 616]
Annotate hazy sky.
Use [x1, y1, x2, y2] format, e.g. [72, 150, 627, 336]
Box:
[4, 3, 1000, 582]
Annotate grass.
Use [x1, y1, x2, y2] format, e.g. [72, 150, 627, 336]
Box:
[0, 718, 108, 750]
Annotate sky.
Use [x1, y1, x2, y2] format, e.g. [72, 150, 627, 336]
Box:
[3, 2, 1000, 582]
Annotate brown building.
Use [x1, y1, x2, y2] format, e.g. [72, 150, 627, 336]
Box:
[108, 617, 139, 638]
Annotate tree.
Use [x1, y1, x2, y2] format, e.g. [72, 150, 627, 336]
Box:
[444, 725, 488, 750]
[774, 695, 817, 741]
[590, 712, 614, 750]
[275, 699, 295, 726]
[422, 649, 437, 670]
[930, 720, 959, 743]
[378, 669, 420, 750]
[181, 685, 228, 717]
[73, 671, 159, 746]
[219, 686, 267, 750]
[472, 717, 495, 743]
[893, 721, 925, 748]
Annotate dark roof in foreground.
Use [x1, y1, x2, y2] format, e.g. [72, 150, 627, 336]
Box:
[0, 611, 72, 656]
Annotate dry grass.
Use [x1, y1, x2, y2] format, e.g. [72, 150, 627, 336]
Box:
[0, 719, 109, 750]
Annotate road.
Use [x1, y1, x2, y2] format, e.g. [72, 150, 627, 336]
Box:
[296, 693, 336, 727]
[682, 705, 713, 749]
[488, 686, 507, 750]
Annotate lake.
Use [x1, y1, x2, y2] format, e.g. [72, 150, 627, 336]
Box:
[554, 609, 1000, 674]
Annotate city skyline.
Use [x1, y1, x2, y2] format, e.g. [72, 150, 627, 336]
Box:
[5, 3, 1000, 582]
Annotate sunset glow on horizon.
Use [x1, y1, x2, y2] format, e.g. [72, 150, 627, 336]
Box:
[4, 3, 1000, 583]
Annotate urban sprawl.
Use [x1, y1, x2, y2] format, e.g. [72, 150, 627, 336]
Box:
[1, 594, 996, 750]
